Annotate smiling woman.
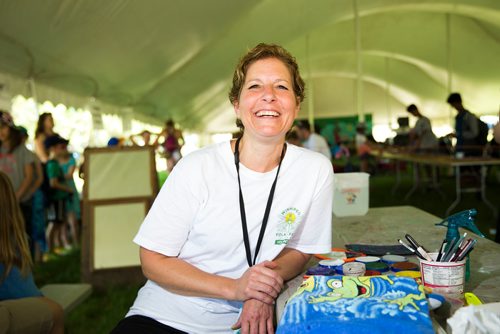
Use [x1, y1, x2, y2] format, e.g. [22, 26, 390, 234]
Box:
[112, 43, 334, 334]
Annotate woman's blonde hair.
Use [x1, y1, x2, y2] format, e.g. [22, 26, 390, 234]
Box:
[0, 171, 33, 281]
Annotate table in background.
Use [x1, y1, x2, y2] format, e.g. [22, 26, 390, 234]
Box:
[276, 206, 500, 329]
[378, 151, 500, 219]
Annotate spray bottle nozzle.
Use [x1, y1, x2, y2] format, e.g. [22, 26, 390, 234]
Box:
[435, 209, 485, 241]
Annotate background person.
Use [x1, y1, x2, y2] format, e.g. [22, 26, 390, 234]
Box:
[355, 122, 372, 173]
[406, 104, 438, 153]
[295, 120, 332, 160]
[0, 111, 35, 254]
[129, 130, 156, 147]
[44, 135, 73, 256]
[112, 43, 333, 334]
[19, 126, 47, 263]
[156, 120, 184, 172]
[57, 142, 80, 248]
[446, 92, 480, 156]
[34, 113, 56, 164]
[0, 171, 64, 334]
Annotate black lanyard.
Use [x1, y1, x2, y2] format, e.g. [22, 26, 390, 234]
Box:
[234, 137, 286, 267]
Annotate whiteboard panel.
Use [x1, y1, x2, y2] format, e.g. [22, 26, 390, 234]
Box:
[93, 202, 144, 269]
[88, 149, 152, 200]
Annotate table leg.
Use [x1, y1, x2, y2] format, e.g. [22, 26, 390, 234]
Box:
[480, 166, 499, 220]
[404, 162, 420, 200]
[446, 166, 462, 217]
[432, 165, 446, 200]
[391, 160, 401, 196]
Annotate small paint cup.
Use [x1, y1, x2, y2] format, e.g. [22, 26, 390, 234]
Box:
[355, 256, 380, 264]
[342, 262, 366, 276]
[391, 262, 420, 272]
[306, 265, 335, 276]
[364, 270, 381, 276]
[319, 259, 344, 268]
[381, 255, 407, 265]
[365, 262, 389, 272]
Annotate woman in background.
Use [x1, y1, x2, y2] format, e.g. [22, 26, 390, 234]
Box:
[0, 171, 64, 334]
[34, 113, 56, 164]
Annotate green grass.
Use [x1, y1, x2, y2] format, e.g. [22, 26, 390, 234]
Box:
[33, 166, 499, 333]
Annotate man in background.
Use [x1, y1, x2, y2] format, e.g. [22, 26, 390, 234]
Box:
[446, 92, 480, 156]
[296, 120, 332, 160]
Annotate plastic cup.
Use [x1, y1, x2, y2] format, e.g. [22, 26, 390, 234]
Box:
[419, 253, 465, 299]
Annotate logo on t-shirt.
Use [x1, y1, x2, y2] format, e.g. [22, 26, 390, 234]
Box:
[275, 207, 302, 245]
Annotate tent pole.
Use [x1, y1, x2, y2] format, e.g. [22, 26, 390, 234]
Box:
[446, 13, 453, 124]
[306, 34, 315, 132]
[353, 0, 364, 123]
[385, 57, 391, 127]
[28, 77, 40, 115]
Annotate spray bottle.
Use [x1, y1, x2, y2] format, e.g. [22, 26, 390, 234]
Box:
[435, 209, 485, 281]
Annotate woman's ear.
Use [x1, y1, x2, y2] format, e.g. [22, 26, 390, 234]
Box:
[233, 101, 240, 118]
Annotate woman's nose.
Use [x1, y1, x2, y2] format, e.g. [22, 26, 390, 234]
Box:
[261, 85, 276, 102]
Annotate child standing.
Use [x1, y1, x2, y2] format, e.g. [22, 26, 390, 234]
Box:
[43, 135, 73, 255]
[57, 143, 80, 248]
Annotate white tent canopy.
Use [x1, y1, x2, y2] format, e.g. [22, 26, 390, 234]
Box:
[0, 0, 498, 134]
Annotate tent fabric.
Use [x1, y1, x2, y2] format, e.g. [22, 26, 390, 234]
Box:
[0, 0, 499, 132]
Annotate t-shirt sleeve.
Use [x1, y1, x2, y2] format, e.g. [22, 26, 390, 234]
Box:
[46, 160, 59, 180]
[23, 147, 35, 166]
[133, 156, 203, 257]
[286, 158, 333, 254]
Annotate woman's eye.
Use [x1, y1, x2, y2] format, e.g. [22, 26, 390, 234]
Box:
[248, 84, 260, 89]
[277, 85, 289, 90]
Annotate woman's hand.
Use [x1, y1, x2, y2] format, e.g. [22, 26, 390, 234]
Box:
[231, 299, 274, 334]
[233, 261, 283, 304]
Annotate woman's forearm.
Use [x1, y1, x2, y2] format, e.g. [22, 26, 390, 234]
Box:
[272, 248, 311, 281]
[140, 247, 237, 300]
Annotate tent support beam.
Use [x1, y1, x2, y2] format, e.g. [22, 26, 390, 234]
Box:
[306, 34, 315, 131]
[353, 0, 364, 123]
[446, 13, 453, 124]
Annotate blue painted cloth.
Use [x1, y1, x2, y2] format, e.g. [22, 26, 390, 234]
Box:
[0, 264, 42, 300]
[277, 275, 433, 334]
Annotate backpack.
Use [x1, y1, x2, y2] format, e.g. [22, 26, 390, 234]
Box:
[475, 117, 489, 146]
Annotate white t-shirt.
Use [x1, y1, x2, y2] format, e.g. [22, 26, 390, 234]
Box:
[127, 141, 333, 333]
[303, 133, 332, 160]
[412, 116, 438, 149]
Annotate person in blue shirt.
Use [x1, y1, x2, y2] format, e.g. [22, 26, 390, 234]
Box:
[0, 171, 64, 334]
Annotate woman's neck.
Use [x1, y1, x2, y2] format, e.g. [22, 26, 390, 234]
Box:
[233, 136, 286, 173]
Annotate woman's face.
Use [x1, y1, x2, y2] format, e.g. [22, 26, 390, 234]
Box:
[234, 57, 299, 141]
[44, 115, 54, 132]
[0, 124, 10, 142]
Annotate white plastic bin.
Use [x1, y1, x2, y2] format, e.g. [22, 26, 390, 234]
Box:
[333, 172, 369, 217]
